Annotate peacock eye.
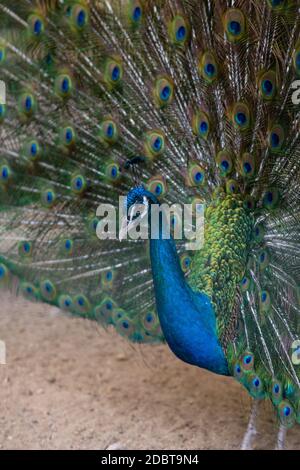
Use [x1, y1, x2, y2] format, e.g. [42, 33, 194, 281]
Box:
[169, 16, 190, 46]
[55, 73, 73, 99]
[253, 377, 260, 388]
[232, 102, 251, 130]
[104, 59, 123, 87]
[154, 76, 174, 107]
[28, 14, 44, 37]
[77, 9, 86, 27]
[193, 110, 211, 139]
[99, 119, 119, 144]
[144, 131, 165, 159]
[259, 70, 277, 100]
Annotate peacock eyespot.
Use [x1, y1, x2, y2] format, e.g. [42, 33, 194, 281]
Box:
[71, 174, 86, 194]
[65, 128, 73, 142]
[235, 112, 246, 125]
[153, 137, 162, 151]
[241, 352, 255, 370]
[34, 19, 43, 35]
[161, 85, 171, 101]
[195, 172, 204, 183]
[133, 6, 142, 22]
[145, 131, 165, 158]
[263, 188, 279, 209]
[228, 20, 241, 35]
[62, 77, 70, 93]
[205, 63, 215, 77]
[41, 188, 56, 207]
[154, 184, 162, 195]
[271, 132, 279, 147]
[55, 74, 73, 98]
[176, 25, 186, 41]
[262, 79, 273, 95]
[154, 77, 174, 107]
[199, 52, 218, 83]
[100, 119, 118, 144]
[28, 14, 44, 37]
[31, 142, 37, 156]
[65, 239, 72, 250]
[106, 124, 114, 138]
[41, 280, 57, 301]
[244, 355, 252, 365]
[1, 165, 10, 182]
[193, 111, 210, 139]
[253, 377, 260, 388]
[26, 96, 33, 110]
[76, 9, 86, 27]
[19, 92, 37, 117]
[243, 162, 252, 174]
[232, 103, 251, 130]
[259, 71, 277, 100]
[221, 160, 229, 171]
[200, 121, 208, 133]
[19, 241, 32, 256]
[104, 59, 123, 87]
[226, 179, 239, 194]
[224, 9, 245, 42]
[274, 384, 280, 394]
[112, 66, 120, 82]
[146, 313, 153, 324]
[234, 362, 243, 379]
[169, 16, 190, 46]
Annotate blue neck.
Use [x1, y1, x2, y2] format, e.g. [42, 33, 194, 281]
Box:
[149, 211, 229, 376]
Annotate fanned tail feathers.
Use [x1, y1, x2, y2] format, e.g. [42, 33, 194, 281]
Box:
[0, 0, 300, 426]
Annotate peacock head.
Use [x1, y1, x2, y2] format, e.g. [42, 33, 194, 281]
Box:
[119, 186, 159, 240]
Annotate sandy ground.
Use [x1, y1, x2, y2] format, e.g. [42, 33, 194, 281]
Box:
[0, 293, 299, 450]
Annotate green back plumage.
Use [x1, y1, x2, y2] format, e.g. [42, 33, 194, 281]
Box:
[0, 0, 300, 427]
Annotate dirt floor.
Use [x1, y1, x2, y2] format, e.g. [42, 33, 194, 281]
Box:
[0, 293, 299, 450]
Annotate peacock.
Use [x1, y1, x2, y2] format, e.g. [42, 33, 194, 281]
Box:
[0, 0, 300, 450]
